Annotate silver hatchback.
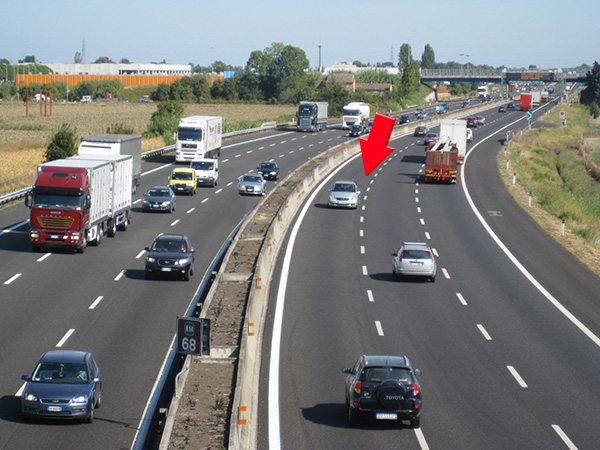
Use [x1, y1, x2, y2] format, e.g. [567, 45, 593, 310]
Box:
[392, 242, 437, 282]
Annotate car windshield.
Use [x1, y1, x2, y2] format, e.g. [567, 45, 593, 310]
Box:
[426, 133, 437, 138]
[172, 172, 193, 180]
[191, 162, 214, 170]
[152, 239, 187, 253]
[242, 175, 262, 183]
[362, 367, 411, 383]
[32, 362, 89, 384]
[401, 249, 431, 259]
[148, 188, 171, 197]
[259, 163, 276, 170]
[178, 127, 202, 141]
[332, 183, 356, 192]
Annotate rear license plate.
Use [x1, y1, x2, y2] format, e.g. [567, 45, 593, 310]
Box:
[47, 406, 62, 412]
[161, 267, 172, 272]
[410, 262, 423, 266]
[375, 413, 397, 420]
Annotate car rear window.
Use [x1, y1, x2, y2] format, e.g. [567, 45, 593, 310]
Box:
[401, 250, 431, 259]
[362, 367, 411, 383]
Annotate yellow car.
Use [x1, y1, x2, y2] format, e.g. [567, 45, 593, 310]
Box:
[169, 168, 197, 195]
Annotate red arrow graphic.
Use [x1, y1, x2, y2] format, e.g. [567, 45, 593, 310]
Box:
[359, 113, 396, 176]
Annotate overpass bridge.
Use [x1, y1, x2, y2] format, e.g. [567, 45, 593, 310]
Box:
[420, 69, 586, 84]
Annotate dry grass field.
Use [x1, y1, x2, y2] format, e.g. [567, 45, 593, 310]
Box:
[0, 101, 297, 191]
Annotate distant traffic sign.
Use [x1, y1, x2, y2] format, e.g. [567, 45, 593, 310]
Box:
[526, 112, 533, 121]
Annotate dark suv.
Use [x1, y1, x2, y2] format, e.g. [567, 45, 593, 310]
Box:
[144, 234, 195, 281]
[343, 355, 422, 427]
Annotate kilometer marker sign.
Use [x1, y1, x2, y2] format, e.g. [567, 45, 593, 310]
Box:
[359, 113, 396, 176]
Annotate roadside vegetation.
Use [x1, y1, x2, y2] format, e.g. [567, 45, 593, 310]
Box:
[498, 102, 600, 276]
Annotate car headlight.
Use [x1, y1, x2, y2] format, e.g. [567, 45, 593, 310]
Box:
[24, 393, 38, 402]
[329, 194, 335, 202]
[142, 200, 149, 205]
[73, 395, 88, 403]
[270, 171, 277, 176]
[161, 201, 171, 207]
[146, 256, 156, 263]
[175, 257, 190, 266]
[239, 184, 246, 190]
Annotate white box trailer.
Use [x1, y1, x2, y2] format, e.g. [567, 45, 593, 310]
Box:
[530, 90, 542, 104]
[342, 102, 370, 128]
[79, 134, 142, 193]
[439, 119, 468, 164]
[175, 116, 222, 162]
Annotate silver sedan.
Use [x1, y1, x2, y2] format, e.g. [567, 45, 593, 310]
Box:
[327, 181, 360, 209]
[392, 242, 437, 282]
[237, 173, 266, 196]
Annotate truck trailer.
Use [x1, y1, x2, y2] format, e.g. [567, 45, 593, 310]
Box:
[26, 155, 132, 253]
[78, 134, 142, 193]
[530, 91, 542, 105]
[175, 116, 222, 162]
[520, 93, 533, 111]
[439, 119, 468, 164]
[297, 101, 328, 132]
[425, 139, 458, 184]
[342, 102, 370, 128]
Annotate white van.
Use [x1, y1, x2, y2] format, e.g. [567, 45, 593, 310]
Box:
[190, 158, 219, 187]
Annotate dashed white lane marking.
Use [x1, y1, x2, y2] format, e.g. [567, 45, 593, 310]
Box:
[366, 187, 370, 192]
[477, 324, 492, 340]
[375, 321, 384, 336]
[259, 147, 265, 150]
[456, 293, 468, 306]
[362, 265, 368, 275]
[227, 182, 233, 186]
[551, 425, 578, 450]
[442, 268, 450, 279]
[360, 216, 364, 222]
[4, 273, 21, 285]
[215, 188, 222, 194]
[187, 208, 195, 214]
[89, 296, 103, 310]
[299, 147, 305, 150]
[417, 207, 421, 213]
[507, 365, 528, 388]
[360, 246, 365, 254]
[56, 328, 75, 347]
[364, 195, 368, 200]
[37, 253, 52, 262]
[414, 427, 430, 449]
[420, 218, 425, 225]
[247, 150, 253, 154]
[415, 189, 419, 194]
[222, 159, 229, 162]
[235, 154, 241, 158]
[370, 179, 374, 184]
[361, 205, 366, 211]
[367, 290, 374, 302]
[415, 197, 419, 202]
[114, 270, 126, 281]
[425, 232, 431, 239]
[133, 199, 142, 204]
[202, 198, 209, 203]
[136, 249, 146, 259]
[360, 229, 364, 237]
[432, 248, 438, 257]
[170, 219, 180, 226]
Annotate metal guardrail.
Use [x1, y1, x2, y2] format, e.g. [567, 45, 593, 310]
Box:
[0, 121, 289, 206]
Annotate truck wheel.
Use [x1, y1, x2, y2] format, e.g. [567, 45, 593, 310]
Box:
[118, 218, 129, 232]
[94, 228, 102, 246]
[78, 236, 87, 253]
[31, 246, 41, 253]
[107, 220, 116, 237]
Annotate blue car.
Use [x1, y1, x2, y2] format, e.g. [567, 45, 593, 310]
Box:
[21, 350, 102, 423]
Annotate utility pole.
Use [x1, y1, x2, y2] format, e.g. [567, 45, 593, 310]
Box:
[317, 42, 323, 72]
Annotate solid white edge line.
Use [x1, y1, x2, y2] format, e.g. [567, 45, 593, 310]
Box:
[462, 112, 600, 349]
[269, 153, 362, 450]
[551, 424, 579, 450]
[56, 328, 75, 347]
[507, 365, 528, 388]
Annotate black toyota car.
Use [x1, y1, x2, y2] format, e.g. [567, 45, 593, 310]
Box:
[343, 354, 422, 428]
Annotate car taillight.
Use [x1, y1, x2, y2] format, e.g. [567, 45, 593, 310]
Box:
[428, 251, 433, 259]
[354, 381, 362, 395]
[412, 383, 420, 397]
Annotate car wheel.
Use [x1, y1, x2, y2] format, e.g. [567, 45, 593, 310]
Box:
[183, 269, 190, 281]
[410, 416, 421, 428]
[348, 405, 359, 427]
[430, 275, 436, 283]
[85, 408, 93, 423]
[95, 392, 101, 408]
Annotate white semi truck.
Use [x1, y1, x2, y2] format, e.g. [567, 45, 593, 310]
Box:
[342, 102, 370, 128]
[175, 116, 222, 162]
[439, 119, 468, 164]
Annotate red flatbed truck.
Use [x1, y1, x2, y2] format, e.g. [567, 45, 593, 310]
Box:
[425, 138, 458, 184]
[520, 93, 533, 111]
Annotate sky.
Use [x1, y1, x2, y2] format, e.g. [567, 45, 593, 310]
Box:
[3, 0, 599, 70]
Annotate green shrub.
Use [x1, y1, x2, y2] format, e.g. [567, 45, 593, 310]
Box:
[45, 123, 77, 161]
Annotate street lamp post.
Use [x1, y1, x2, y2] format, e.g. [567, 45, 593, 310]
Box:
[459, 54, 464, 74]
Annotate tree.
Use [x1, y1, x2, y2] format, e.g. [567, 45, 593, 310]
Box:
[398, 43, 413, 71]
[145, 100, 183, 144]
[315, 80, 349, 116]
[120, 57, 131, 64]
[94, 56, 115, 64]
[421, 44, 435, 69]
[212, 60, 229, 73]
[580, 61, 600, 107]
[45, 124, 77, 161]
[399, 60, 421, 98]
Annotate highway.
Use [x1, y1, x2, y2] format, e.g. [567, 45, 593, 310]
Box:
[259, 101, 600, 449]
[0, 124, 358, 449]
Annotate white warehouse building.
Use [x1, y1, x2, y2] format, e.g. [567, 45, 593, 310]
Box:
[43, 63, 192, 76]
